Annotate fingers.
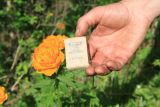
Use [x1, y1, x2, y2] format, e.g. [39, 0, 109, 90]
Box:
[94, 65, 109, 75]
[103, 60, 122, 71]
[86, 52, 124, 76]
[86, 65, 95, 76]
[86, 62, 110, 76]
[75, 6, 105, 37]
[86, 62, 97, 76]
[86, 52, 110, 76]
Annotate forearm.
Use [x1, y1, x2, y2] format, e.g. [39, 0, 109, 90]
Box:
[121, 0, 160, 21]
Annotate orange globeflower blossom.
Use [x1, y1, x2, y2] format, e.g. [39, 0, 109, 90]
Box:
[56, 22, 65, 30]
[32, 35, 67, 76]
[42, 35, 67, 50]
[0, 86, 8, 104]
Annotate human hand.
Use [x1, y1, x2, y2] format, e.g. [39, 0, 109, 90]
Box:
[75, 1, 157, 76]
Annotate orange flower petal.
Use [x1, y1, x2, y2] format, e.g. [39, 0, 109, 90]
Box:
[59, 51, 64, 62]
[40, 68, 58, 76]
[0, 86, 8, 104]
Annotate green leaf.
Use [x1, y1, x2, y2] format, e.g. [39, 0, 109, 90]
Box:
[34, 3, 45, 13]
[153, 59, 160, 67]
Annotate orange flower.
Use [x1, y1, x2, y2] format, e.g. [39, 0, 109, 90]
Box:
[56, 22, 65, 30]
[42, 35, 67, 50]
[32, 35, 67, 76]
[0, 86, 8, 104]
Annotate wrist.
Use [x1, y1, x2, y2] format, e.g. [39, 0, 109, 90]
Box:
[120, 0, 160, 22]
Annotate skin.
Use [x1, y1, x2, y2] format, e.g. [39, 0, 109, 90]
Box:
[75, 0, 160, 76]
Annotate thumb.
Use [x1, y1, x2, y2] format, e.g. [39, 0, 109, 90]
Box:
[76, 6, 105, 36]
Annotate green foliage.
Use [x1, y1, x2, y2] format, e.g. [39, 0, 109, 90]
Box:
[0, 0, 160, 107]
[153, 59, 160, 67]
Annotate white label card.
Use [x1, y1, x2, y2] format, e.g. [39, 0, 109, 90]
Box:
[65, 37, 89, 69]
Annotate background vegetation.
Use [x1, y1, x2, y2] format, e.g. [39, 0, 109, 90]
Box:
[0, 0, 160, 107]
